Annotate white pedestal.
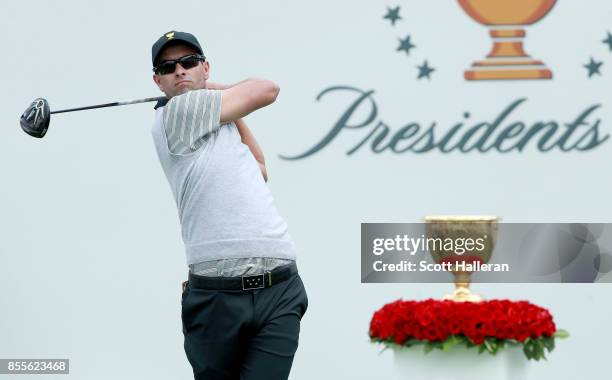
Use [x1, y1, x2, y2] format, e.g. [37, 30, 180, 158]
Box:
[393, 344, 531, 380]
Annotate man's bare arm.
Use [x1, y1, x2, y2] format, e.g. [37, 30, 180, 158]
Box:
[214, 78, 280, 123]
[235, 118, 268, 182]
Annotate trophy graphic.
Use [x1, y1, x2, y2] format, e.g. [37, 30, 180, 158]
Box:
[457, 0, 557, 80]
[425, 216, 499, 302]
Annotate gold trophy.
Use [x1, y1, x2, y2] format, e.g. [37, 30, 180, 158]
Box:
[457, 0, 557, 80]
[424, 216, 499, 302]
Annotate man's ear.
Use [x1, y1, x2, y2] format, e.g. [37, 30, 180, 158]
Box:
[153, 73, 163, 91]
[203, 61, 210, 80]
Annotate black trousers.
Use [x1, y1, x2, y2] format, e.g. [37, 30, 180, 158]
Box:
[181, 268, 308, 380]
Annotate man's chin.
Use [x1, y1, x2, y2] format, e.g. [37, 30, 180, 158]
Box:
[175, 86, 193, 96]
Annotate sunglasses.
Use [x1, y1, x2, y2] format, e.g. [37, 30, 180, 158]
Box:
[154, 54, 206, 75]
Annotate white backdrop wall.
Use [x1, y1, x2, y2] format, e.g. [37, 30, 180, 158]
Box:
[1, 1, 611, 379]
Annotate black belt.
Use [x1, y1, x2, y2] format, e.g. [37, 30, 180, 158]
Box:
[184, 262, 298, 291]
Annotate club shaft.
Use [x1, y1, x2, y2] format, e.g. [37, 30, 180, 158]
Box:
[50, 96, 166, 114]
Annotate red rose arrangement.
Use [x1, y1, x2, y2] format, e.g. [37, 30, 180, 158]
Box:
[369, 299, 568, 360]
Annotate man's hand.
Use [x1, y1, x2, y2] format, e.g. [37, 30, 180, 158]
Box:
[218, 78, 280, 123]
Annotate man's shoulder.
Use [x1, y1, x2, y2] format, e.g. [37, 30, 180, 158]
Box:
[155, 89, 225, 155]
[165, 88, 221, 106]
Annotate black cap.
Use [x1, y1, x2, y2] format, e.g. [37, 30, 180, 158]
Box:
[151, 31, 203, 67]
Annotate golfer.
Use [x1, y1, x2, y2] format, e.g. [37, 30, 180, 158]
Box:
[149, 31, 308, 380]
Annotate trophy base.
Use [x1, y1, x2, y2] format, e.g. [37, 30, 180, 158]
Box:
[465, 60, 553, 80]
[443, 285, 483, 302]
[444, 293, 483, 302]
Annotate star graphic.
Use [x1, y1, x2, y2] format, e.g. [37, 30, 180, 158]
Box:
[603, 31, 612, 52]
[383, 6, 401, 26]
[397, 35, 415, 55]
[417, 61, 435, 80]
[584, 57, 603, 78]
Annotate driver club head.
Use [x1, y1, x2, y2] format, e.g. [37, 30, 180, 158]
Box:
[20, 98, 51, 138]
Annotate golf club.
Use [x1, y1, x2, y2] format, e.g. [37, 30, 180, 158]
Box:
[20, 96, 166, 138]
